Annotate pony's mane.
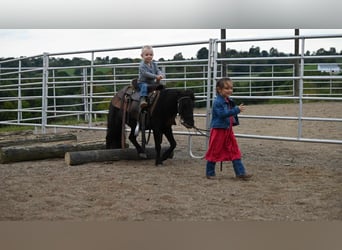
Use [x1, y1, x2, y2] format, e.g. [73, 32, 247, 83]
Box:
[152, 88, 194, 116]
[160, 88, 194, 99]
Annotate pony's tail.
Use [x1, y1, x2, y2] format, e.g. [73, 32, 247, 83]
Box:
[106, 103, 122, 149]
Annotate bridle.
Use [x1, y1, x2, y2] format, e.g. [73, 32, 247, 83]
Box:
[177, 96, 192, 111]
[178, 95, 211, 136]
[177, 96, 194, 129]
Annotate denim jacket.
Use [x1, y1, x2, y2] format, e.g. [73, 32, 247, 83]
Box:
[210, 94, 240, 129]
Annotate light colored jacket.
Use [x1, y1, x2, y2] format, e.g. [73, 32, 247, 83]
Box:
[138, 60, 164, 84]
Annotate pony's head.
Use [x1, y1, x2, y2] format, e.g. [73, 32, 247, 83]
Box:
[177, 90, 195, 129]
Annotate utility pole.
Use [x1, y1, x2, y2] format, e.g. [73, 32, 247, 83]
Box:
[221, 29, 227, 77]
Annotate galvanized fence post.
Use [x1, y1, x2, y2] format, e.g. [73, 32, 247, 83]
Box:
[18, 59, 22, 123]
[206, 39, 216, 130]
[41, 52, 49, 134]
[89, 52, 94, 126]
[297, 38, 305, 139]
[82, 67, 88, 122]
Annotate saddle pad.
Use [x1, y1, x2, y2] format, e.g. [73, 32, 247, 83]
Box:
[112, 85, 139, 109]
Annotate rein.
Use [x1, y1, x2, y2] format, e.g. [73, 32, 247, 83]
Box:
[191, 125, 210, 137]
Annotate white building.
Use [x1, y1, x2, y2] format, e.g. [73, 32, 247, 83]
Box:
[317, 63, 341, 74]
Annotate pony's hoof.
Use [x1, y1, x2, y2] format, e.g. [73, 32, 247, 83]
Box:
[155, 161, 164, 166]
[139, 153, 147, 159]
[168, 152, 174, 159]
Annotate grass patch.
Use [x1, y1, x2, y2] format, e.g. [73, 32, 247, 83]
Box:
[50, 116, 107, 126]
[0, 125, 35, 133]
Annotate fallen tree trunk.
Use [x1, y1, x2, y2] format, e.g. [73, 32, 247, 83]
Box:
[0, 141, 105, 164]
[0, 133, 77, 147]
[65, 147, 169, 166]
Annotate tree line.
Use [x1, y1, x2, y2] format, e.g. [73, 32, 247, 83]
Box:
[1, 46, 342, 67]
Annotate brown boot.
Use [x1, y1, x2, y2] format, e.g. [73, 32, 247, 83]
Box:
[140, 97, 148, 109]
[236, 174, 253, 181]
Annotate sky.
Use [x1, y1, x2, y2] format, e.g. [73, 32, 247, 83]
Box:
[1, 29, 342, 60]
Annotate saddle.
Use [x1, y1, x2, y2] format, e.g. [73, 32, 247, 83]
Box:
[111, 79, 163, 121]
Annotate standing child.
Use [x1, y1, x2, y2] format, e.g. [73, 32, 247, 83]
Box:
[205, 77, 252, 180]
[138, 45, 165, 109]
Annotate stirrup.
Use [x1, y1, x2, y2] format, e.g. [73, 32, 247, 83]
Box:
[140, 97, 148, 109]
[134, 122, 140, 136]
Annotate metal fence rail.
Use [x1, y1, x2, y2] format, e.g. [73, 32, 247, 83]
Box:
[1, 34, 342, 159]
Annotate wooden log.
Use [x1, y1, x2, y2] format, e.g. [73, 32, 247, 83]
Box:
[65, 147, 169, 166]
[0, 133, 77, 147]
[0, 141, 105, 164]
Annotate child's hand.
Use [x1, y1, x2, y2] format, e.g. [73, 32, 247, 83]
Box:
[239, 103, 245, 112]
[156, 75, 163, 81]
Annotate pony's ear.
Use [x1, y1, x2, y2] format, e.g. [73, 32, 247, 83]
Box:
[187, 90, 195, 100]
[183, 89, 192, 95]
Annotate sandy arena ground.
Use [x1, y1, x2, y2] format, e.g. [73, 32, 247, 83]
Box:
[0, 102, 341, 221]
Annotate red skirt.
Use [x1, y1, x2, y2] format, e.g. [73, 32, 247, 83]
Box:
[205, 127, 241, 162]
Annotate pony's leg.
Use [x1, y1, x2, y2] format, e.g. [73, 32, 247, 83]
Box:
[153, 129, 163, 166]
[160, 127, 177, 162]
[128, 127, 147, 158]
[106, 105, 122, 149]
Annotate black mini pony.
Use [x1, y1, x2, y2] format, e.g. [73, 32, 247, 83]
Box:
[106, 87, 195, 165]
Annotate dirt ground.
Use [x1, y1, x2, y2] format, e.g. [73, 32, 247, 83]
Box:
[0, 102, 341, 221]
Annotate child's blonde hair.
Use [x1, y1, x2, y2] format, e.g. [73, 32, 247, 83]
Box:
[141, 45, 154, 55]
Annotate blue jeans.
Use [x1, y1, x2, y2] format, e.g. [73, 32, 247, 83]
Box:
[138, 82, 148, 97]
[206, 159, 246, 177]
